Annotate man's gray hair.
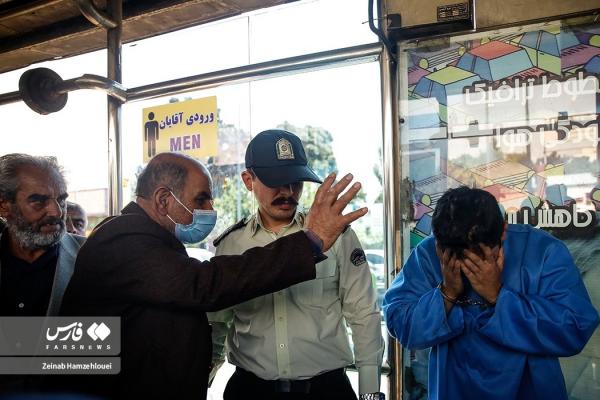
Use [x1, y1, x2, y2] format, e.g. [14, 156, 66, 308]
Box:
[67, 201, 85, 214]
[135, 160, 188, 199]
[0, 153, 66, 202]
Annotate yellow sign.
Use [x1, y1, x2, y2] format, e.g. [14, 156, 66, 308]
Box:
[142, 96, 217, 162]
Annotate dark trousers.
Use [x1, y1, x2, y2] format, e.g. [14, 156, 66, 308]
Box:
[224, 367, 358, 400]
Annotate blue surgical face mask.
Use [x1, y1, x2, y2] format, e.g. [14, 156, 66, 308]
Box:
[166, 191, 217, 244]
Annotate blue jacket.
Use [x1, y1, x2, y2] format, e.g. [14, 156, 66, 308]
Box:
[383, 224, 599, 400]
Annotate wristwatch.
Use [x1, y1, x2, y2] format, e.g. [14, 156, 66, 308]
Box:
[359, 393, 385, 400]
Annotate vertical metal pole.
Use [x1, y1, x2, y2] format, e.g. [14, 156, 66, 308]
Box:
[379, 2, 402, 398]
[107, 0, 123, 215]
[381, 46, 402, 399]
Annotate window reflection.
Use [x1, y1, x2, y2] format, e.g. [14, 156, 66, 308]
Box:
[401, 17, 600, 400]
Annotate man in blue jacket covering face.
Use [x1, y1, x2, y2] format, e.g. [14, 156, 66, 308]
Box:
[383, 186, 599, 400]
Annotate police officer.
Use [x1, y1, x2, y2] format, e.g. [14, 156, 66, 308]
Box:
[209, 130, 385, 400]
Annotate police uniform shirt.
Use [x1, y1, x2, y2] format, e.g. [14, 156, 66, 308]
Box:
[209, 211, 384, 395]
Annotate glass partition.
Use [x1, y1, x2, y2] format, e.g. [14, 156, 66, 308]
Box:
[122, 83, 251, 248]
[122, 17, 250, 87]
[122, 0, 375, 88]
[248, 0, 374, 63]
[0, 51, 108, 233]
[398, 15, 600, 400]
[122, 59, 386, 398]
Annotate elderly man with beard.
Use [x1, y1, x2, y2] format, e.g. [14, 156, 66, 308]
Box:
[0, 153, 84, 393]
[209, 130, 384, 400]
[0, 153, 84, 316]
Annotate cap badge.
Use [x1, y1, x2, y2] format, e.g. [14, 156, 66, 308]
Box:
[276, 138, 295, 160]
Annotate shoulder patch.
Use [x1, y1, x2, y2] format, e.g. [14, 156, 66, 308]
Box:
[350, 248, 366, 266]
[213, 218, 248, 247]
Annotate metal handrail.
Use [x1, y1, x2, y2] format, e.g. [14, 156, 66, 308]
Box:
[75, 0, 118, 29]
[58, 74, 127, 102]
[0, 73, 126, 107]
[0, 90, 22, 107]
[127, 42, 382, 102]
[0, 42, 382, 107]
[0, 42, 382, 108]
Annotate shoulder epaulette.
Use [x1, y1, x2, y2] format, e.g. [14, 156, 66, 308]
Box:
[213, 218, 248, 247]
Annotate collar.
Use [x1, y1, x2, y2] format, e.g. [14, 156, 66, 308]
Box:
[122, 201, 149, 217]
[249, 210, 305, 236]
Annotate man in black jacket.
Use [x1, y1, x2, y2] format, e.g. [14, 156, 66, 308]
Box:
[0, 153, 85, 395]
[59, 152, 366, 399]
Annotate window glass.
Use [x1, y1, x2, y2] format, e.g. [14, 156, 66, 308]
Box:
[249, 0, 375, 63]
[122, 17, 249, 87]
[122, 0, 377, 88]
[252, 61, 387, 395]
[122, 61, 387, 398]
[366, 251, 384, 265]
[122, 83, 251, 244]
[0, 50, 108, 233]
[400, 17, 600, 400]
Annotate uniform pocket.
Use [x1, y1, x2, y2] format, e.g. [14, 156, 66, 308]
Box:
[291, 258, 337, 306]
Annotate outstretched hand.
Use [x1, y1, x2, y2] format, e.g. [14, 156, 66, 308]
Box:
[305, 172, 368, 251]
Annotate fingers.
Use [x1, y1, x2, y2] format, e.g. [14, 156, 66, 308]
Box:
[460, 263, 475, 281]
[447, 253, 455, 268]
[497, 247, 505, 272]
[324, 173, 354, 205]
[313, 172, 336, 204]
[441, 252, 459, 273]
[332, 182, 362, 214]
[462, 256, 481, 275]
[340, 207, 368, 225]
[480, 244, 495, 264]
[479, 243, 493, 261]
[463, 249, 484, 266]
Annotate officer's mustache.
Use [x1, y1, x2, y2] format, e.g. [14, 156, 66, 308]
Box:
[271, 197, 298, 206]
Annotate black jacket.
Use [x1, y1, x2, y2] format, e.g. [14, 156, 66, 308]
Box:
[59, 202, 316, 399]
